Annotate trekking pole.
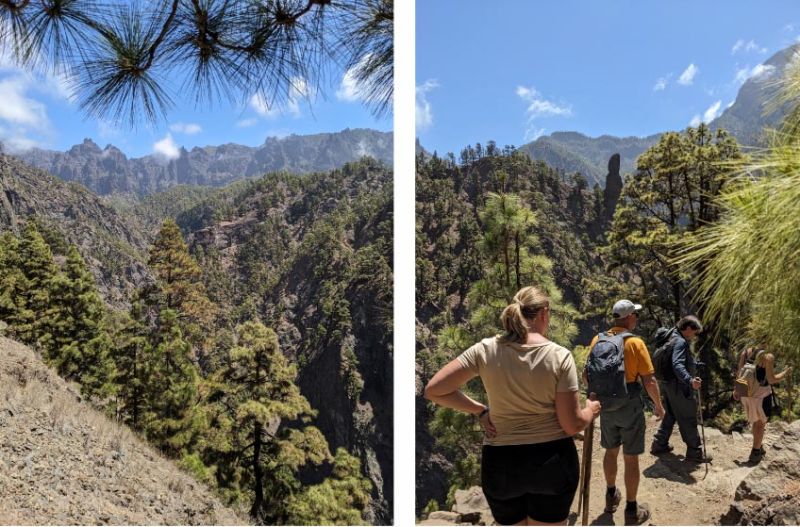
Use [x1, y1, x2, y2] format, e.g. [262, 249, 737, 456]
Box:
[696, 387, 709, 480]
[580, 393, 597, 525]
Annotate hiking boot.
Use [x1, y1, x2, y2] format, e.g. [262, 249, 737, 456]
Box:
[748, 447, 766, 463]
[685, 449, 713, 463]
[624, 502, 651, 525]
[649, 443, 674, 455]
[604, 487, 622, 513]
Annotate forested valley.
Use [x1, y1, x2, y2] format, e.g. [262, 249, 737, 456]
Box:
[0, 154, 393, 525]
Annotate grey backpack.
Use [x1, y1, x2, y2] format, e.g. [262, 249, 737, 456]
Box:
[586, 332, 633, 411]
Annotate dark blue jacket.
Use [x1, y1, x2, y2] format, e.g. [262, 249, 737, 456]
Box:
[671, 333, 696, 385]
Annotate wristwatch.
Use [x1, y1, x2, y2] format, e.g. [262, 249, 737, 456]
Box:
[478, 406, 490, 418]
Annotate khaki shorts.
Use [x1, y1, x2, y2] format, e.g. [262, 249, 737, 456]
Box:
[599, 396, 645, 455]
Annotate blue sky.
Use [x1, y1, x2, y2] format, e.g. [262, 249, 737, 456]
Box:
[417, 1, 800, 155]
[0, 46, 389, 159]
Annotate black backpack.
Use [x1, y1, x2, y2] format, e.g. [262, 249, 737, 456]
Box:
[652, 327, 679, 381]
[586, 331, 633, 411]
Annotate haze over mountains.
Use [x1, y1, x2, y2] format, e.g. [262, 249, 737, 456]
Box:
[14, 128, 393, 196]
[421, 43, 800, 188]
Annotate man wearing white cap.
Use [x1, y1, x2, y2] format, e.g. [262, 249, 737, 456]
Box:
[585, 299, 665, 525]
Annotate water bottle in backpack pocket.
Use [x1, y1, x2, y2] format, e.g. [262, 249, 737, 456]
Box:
[586, 332, 633, 411]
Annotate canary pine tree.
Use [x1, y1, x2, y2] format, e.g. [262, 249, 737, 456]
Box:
[48, 245, 115, 398]
[146, 219, 217, 373]
[212, 320, 334, 523]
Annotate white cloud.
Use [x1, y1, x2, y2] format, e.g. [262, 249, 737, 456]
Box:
[734, 63, 776, 84]
[0, 74, 53, 152]
[678, 63, 698, 86]
[688, 100, 723, 128]
[153, 133, 180, 160]
[727, 100, 735, 109]
[516, 85, 572, 141]
[703, 100, 723, 122]
[248, 77, 312, 119]
[337, 67, 362, 102]
[516, 86, 572, 118]
[169, 122, 202, 135]
[751, 64, 775, 78]
[416, 79, 439, 131]
[732, 39, 767, 55]
[236, 118, 258, 128]
[249, 92, 277, 118]
[0, 76, 50, 130]
[336, 55, 374, 103]
[653, 74, 671, 91]
[785, 24, 796, 33]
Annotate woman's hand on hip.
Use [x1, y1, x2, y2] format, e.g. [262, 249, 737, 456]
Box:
[479, 409, 497, 439]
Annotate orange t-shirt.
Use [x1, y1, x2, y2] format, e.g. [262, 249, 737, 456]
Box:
[588, 327, 654, 383]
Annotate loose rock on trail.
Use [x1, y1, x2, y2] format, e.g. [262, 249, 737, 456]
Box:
[420, 414, 793, 525]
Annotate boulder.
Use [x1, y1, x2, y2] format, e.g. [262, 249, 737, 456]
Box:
[720, 420, 800, 525]
[452, 487, 493, 525]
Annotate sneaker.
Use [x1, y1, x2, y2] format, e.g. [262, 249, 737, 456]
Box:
[748, 447, 766, 463]
[685, 449, 713, 463]
[624, 503, 651, 525]
[649, 443, 674, 455]
[604, 487, 622, 513]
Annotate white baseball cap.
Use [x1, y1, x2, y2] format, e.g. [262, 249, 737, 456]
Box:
[612, 299, 642, 318]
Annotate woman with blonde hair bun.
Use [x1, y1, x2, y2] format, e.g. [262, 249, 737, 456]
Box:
[425, 286, 600, 526]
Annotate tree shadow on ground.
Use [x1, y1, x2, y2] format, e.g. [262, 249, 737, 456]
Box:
[642, 453, 698, 485]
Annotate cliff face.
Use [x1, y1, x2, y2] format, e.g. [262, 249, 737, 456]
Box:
[0, 336, 247, 525]
[182, 159, 394, 523]
[0, 154, 150, 307]
[16, 129, 393, 197]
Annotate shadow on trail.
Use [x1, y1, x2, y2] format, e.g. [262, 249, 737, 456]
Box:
[589, 512, 616, 525]
[642, 453, 698, 484]
[733, 458, 760, 468]
[567, 511, 616, 526]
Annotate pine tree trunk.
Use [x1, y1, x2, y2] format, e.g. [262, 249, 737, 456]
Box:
[251, 421, 264, 519]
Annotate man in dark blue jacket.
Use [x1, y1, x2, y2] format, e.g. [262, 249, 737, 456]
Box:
[649, 315, 712, 462]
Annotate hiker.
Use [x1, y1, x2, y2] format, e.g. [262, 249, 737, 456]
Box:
[649, 315, 712, 462]
[584, 299, 665, 525]
[734, 346, 792, 463]
[424, 286, 601, 526]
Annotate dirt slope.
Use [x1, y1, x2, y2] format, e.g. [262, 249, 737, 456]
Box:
[0, 337, 248, 525]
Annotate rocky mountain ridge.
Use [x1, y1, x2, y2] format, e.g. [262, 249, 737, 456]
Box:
[14, 128, 393, 196]
[0, 154, 150, 306]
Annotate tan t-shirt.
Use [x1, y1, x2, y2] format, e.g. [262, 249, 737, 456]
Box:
[457, 336, 579, 446]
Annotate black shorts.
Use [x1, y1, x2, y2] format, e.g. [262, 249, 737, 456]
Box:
[763, 390, 774, 419]
[481, 438, 579, 525]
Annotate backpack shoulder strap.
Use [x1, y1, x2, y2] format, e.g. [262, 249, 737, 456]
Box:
[615, 331, 634, 340]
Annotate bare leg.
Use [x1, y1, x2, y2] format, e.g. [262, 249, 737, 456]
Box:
[604, 447, 620, 488]
[753, 420, 766, 450]
[623, 454, 640, 502]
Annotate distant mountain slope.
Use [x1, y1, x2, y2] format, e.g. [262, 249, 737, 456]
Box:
[710, 43, 800, 146]
[520, 131, 660, 187]
[0, 154, 149, 306]
[15, 128, 393, 196]
[0, 336, 247, 525]
[178, 159, 394, 523]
